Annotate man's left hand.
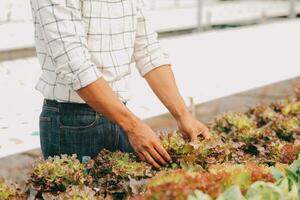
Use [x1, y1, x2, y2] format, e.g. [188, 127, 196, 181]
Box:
[177, 113, 210, 142]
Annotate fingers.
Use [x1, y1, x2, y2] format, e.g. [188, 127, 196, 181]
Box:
[190, 132, 198, 142]
[191, 128, 210, 141]
[139, 142, 171, 168]
[136, 152, 146, 162]
[148, 147, 168, 166]
[141, 151, 160, 169]
[201, 127, 210, 139]
[184, 126, 210, 142]
[181, 131, 189, 140]
[136, 141, 171, 168]
[154, 143, 172, 163]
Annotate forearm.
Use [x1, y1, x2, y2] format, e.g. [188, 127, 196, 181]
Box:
[77, 78, 140, 133]
[145, 65, 190, 120]
[77, 78, 172, 166]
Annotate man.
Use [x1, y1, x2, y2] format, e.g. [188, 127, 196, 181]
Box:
[30, 0, 209, 168]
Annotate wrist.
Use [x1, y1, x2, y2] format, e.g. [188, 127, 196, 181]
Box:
[118, 113, 141, 135]
[173, 108, 191, 122]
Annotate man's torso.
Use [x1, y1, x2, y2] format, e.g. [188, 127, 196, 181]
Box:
[32, 0, 142, 103]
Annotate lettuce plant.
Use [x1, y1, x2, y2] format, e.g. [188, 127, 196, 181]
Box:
[248, 105, 278, 127]
[213, 113, 256, 134]
[282, 102, 300, 116]
[27, 155, 93, 197]
[42, 186, 103, 200]
[0, 178, 25, 200]
[272, 117, 300, 142]
[143, 169, 210, 200]
[89, 149, 152, 199]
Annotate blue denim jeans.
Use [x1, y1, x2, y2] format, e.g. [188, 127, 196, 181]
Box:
[39, 99, 134, 161]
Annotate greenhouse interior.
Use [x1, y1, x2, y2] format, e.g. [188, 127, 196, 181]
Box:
[1, 0, 300, 199]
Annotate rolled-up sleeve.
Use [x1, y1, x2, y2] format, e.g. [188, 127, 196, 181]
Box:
[133, 0, 171, 77]
[32, 0, 102, 90]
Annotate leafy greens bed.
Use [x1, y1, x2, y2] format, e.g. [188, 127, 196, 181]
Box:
[3, 88, 300, 200]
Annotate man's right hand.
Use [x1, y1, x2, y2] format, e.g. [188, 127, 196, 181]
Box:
[77, 79, 171, 169]
[124, 120, 172, 169]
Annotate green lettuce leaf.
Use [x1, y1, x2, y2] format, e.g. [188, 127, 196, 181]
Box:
[270, 166, 284, 181]
[188, 190, 212, 200]
[216, 186, 246, 200]
[246, 178, 299, 200]
[246, 181, 281, 200]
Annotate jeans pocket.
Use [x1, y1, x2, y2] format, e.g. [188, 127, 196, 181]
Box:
[59, 111, 98, 129]
[59, 128, 96, 157]
[59, 122, 117, 160]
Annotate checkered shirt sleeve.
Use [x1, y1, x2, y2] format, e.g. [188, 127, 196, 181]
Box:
[134, 0, 171, 76]
[31, 0, 102, 90]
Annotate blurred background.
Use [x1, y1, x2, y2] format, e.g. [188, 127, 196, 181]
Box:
[1, 0, 300, 186]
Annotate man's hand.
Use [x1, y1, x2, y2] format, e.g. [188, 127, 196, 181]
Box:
[177, 112, 210, 142]
[144, 65, 210, 142]
[77, 79, 171, 169]
[124, 120, 172, 169]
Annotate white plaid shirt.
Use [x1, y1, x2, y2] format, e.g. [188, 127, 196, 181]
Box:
[30, 0, 170, 103]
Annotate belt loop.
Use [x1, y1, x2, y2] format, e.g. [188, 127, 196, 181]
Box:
[57, 101, 61, 112]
